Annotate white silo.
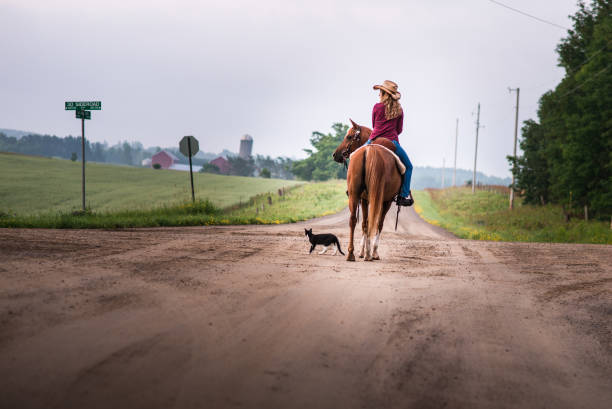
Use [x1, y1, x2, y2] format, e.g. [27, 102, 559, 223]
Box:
[239, 134, 253, 159]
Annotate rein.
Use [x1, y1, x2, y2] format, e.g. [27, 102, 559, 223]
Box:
[395, 199, 401, 231]
[342, 126, 362, 162]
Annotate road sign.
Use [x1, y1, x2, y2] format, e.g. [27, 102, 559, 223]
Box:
[76, 110, 91, 120]
[65, 101, 101, 110]
[179, 136, 199, 157]
[65, 101, 100, 211]
[179, 136, 199, 203]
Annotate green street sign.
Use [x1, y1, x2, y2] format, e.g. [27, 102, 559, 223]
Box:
[76, 109, 91, 120]
[65, 101, 101, 110]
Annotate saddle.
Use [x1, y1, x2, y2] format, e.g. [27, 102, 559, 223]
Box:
[350, 139, 406, 175]
[370, 138, 396, 152]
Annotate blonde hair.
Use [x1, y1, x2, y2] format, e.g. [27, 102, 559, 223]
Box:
[380, 91, 402, 120]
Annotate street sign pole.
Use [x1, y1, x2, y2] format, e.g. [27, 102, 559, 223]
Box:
[179, 136, 199, 203]
[188, 138, 195, 203]
[66, 102, 99, 211]
[81, 117, 86, 211]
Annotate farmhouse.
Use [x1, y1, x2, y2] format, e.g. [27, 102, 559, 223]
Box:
[151, 150, 178, 169]
[210, 156, 231, 174]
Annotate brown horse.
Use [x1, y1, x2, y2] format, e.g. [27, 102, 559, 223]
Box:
[332, 119, 402, 261]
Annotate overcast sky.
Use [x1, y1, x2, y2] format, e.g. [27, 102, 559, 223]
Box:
[1, 0, 578, 177]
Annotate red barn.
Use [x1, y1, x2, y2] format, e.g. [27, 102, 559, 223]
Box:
[151, 150, 178, 169]
[210, 156, 231, 174]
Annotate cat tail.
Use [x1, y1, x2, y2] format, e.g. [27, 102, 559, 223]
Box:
[336, 239, 345, 255]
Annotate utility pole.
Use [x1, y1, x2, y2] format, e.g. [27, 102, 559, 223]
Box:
[453, 118, 458, 187]
[508, 87, 520, 209]
[472, 103, 481, 194]
[442, 158, 446, 189]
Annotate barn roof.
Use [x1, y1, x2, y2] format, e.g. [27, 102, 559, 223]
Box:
[210, 156, 229, 164]
[153, 150, 179, 160]
[159, 149, 179, 160]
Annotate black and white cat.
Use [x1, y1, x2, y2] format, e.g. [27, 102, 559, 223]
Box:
[304, 228, 345, 256]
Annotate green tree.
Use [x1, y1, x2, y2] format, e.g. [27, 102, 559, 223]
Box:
[228, 156, 255, 177]
[292, 123, 348, 181]
[508, 120, 550, 205]
[199, 163, 220, 174]
[513, 0, 611, 217]
[260, 168, 271, 178]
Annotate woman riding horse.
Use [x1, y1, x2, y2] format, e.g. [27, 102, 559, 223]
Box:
[368, 80, 414, 206]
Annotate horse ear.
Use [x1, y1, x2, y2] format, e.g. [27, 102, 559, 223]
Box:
[349, 119, 358, 128]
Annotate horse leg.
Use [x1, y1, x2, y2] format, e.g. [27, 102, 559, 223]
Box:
[365, 190, 385, 261]
[346, 195, 359, 261]
[372, 201, 392, 260]
[359, 199, 368, 258]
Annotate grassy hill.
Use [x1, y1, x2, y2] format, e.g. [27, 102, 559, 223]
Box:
[0, 152, 301, 215]
[414, 188, 611, 244]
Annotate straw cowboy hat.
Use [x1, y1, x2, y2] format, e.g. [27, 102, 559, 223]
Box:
[373, 80, 401, 100]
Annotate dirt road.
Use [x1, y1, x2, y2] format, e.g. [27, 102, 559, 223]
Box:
[1, 208, 611, 409]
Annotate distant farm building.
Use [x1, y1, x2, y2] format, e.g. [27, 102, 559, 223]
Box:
[169, 163, 202, 172]
[151, 150, 178, 169]
[239, 134, 253, 159]
[141, 158, 152, 167]
[210, 156, 231, 174]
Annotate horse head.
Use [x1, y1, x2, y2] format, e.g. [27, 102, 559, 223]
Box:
[332, 119, 370, 163]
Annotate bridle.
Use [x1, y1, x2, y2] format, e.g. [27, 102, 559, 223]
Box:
[341, 126, 362, 161]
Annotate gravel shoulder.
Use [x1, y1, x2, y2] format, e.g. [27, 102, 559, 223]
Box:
[1, 207, 610, 409]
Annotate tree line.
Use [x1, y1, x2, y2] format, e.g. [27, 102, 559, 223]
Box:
[0, 132, 296, 179]
[291, 123, 348, 181]
[509, 0, 610, 218]
[200, 155, 295, 179]
[0, 133, 155, 166]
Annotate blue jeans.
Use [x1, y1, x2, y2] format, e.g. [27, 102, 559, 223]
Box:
[365, 139, 413, 197]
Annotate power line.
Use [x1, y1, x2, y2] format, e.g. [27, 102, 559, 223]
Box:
[556, 64, 611, 99]
[522, 64, 611, 114]
[487, 0, 569, 30]
[565, 42, 611, 76]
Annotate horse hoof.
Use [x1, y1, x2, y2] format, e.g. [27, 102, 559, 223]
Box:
[347, 253, 356, 262]
[364, 256, 373, 261]
[359, 254, 364, 258]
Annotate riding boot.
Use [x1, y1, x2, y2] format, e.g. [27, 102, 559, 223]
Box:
[397, 190, 414, 207]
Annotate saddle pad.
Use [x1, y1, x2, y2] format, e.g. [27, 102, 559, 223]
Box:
[350, 144, 406, 175]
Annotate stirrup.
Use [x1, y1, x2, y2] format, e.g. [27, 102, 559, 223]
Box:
[396, 195, 414, 207]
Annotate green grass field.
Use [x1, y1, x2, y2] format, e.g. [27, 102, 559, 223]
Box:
[0, 152, 348, 228]
[0, 152, 301, 215]
[414, 188, 611, 244]
[227, 180, 347, 223]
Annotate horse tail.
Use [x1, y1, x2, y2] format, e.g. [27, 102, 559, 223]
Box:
[365, 148, 385, 238]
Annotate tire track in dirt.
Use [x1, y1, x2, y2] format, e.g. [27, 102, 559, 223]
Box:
[0, 208, 610, 409]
